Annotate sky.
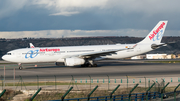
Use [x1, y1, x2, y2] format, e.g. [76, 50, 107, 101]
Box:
[0, 0, 180, 38]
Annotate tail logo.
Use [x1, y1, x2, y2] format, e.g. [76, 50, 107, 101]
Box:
[152, 30, 163, 41]
[149, 22, 165, 40]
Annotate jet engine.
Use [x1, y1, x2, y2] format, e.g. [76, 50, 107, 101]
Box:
[64, 57, 85, 66]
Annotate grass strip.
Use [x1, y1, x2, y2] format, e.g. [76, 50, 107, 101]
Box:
[0, 81, 87, 86]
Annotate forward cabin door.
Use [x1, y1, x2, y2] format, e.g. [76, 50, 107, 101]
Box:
[16, 52, 22, 61]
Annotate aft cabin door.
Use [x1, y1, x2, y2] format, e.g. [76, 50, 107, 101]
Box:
[136, 47, 141, 52]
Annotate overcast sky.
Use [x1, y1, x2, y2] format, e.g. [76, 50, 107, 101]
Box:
[0, 0, 180, 38]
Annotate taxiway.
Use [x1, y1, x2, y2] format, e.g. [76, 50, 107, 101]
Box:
[0, 60, 179, 80]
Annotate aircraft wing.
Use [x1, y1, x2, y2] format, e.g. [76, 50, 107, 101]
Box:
[62, 47, 133, 59]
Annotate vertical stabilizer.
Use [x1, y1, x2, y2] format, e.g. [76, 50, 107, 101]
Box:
[139, 21, 168, 44]
[30, 43, 35, 48]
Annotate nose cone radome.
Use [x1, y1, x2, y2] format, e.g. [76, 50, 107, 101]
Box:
[2, 55, 14, 62]
[2, 55, 19, 63]
[2, 55, 7, 61]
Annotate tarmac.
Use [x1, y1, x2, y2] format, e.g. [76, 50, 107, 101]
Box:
[0, 60, 180, 80]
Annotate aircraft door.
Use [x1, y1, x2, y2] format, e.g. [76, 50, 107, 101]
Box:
[136, 46, 141, 52]
[15, 52, 23, 61]
[16, 52, 21, 57]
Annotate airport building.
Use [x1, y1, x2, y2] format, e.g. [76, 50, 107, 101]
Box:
[131, 54, 176, 59]
[146, 54, 167, 59]
[131, 55, 146, 59]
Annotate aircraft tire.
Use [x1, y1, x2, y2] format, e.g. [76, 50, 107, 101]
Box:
[19, 66, 23, 70]
[81, 64, 85, 67]
[93, 64, 97, 67]
[88, 64, 92, 67]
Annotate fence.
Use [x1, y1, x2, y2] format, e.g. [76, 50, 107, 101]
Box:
[50, 92, 161, 101]
[1, 65, 180, 100]
[49, 91, 180, 101]
[1, 74, 180, 90]
[1, 74, 180, 100]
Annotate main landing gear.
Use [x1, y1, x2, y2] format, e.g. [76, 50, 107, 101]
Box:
[81, 63, 97, 67]
[81, 60, 97, 67]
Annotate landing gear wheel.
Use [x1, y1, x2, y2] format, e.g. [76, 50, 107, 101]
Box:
[19, 66, 23, 70]
[93, 64, 97, 67]
[88, 64, 92, 67]
[81, 64, 85, 67]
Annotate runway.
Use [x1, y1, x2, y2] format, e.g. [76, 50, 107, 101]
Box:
[0, 60, 180, 80]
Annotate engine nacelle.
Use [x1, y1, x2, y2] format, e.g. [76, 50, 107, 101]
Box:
[64, 57, 85, 66]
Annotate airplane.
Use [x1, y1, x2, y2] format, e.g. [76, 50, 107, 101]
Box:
[2, 21, 168, 70]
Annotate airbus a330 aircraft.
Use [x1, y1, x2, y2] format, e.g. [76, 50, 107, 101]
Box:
[2, 21, 168, 70]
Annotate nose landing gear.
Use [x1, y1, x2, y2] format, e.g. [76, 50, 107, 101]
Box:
[18, 63, 23, 70]
[19, 66, 23, 70]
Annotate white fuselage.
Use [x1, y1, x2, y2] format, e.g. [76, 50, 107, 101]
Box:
[2, 43, 152, 63]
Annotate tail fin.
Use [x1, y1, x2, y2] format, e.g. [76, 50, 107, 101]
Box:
[139, 21, 168, 44]
[30, 43, 35, 48]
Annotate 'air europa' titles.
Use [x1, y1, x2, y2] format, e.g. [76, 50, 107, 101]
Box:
[39, 48, 60, 52]
[149, 22, 165, 40]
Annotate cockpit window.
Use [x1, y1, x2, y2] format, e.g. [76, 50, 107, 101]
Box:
[6, 53, 11, 55]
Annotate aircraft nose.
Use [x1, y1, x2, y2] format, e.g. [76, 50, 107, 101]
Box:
[2, 55, 7, 61]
